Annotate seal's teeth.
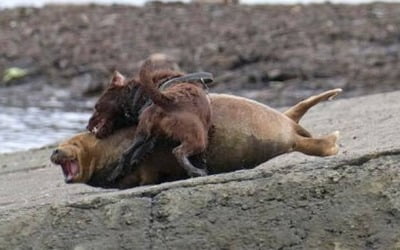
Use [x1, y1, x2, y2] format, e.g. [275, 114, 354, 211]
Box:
[65, 175, 73, 183]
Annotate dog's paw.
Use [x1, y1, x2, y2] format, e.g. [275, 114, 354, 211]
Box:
[107, 168, 121, 182]
[188, 168, 208, 178]
[107, 160, 126, 182]
[128, 151, 145, 166]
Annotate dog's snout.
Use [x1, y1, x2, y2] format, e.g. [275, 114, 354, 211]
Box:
[53, 149, 60, 155]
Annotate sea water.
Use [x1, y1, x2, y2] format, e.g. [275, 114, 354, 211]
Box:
[0, 106, 90, 153]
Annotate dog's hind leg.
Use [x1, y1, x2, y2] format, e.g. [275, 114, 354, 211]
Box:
[293, 131, 340, 156]
[189, 152, 207, 170]
[284, 88, 342, 123]
[172, 141, 208, 177]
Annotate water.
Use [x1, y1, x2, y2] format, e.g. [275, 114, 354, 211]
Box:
[0, 106, 91, 153]
[1, 0, 400, 8]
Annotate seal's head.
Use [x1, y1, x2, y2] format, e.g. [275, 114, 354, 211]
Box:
[49, 128, 186, 189]
[50, 133, 97, 183]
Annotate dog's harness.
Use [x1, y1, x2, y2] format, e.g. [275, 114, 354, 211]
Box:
[139, 72, 214, 112]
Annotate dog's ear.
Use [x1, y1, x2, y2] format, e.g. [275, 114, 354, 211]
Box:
[110, 71, 126, 87]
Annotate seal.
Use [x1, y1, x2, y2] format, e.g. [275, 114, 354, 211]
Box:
[50, 90, 341, 189]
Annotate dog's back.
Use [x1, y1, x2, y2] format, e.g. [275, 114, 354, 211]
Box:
[138, 59, 212, 130]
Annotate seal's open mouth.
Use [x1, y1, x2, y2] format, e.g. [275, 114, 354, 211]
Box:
[59, 160, 79, 183]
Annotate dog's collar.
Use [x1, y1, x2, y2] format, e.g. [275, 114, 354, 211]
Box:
[159, 72, 214, 91]
[139, 72, 214, 113]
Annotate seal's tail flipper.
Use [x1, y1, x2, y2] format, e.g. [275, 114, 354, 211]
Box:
[284, 88, 342, 123]
[293, 131, 340, 157]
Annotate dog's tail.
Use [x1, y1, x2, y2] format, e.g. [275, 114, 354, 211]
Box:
[138, 59, 181, 107]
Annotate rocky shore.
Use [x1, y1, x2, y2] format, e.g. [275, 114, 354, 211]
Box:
[1, 3, 400, 108]
[1, 90, 400, 249]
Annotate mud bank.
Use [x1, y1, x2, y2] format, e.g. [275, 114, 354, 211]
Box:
[1, 3, 400, 108]
[1, 90, 400, 249]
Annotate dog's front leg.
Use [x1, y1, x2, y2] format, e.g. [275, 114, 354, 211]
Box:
[128, 137, 157, 166]
[108, 135, 148, 182]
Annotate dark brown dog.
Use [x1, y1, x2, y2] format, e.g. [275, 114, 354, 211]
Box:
[110, 59, 212, 179]
[87, 54, 182, 139]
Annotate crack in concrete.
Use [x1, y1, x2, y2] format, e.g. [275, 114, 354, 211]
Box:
[333, 149, 400, 170]
[148, 193, 173, 250]
[66, 197, 117, 209]
[148, 195, 155, 250]
[0, 164, 48, 176]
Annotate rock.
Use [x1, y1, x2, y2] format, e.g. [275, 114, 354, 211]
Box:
[70, 73, 102, 96]
[1, 91, 400, 248]
[2, 4, 400, 107]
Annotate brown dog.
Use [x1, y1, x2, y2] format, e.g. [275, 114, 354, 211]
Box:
[109, 59, 212, 180]
[51, 90, 341, 189]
